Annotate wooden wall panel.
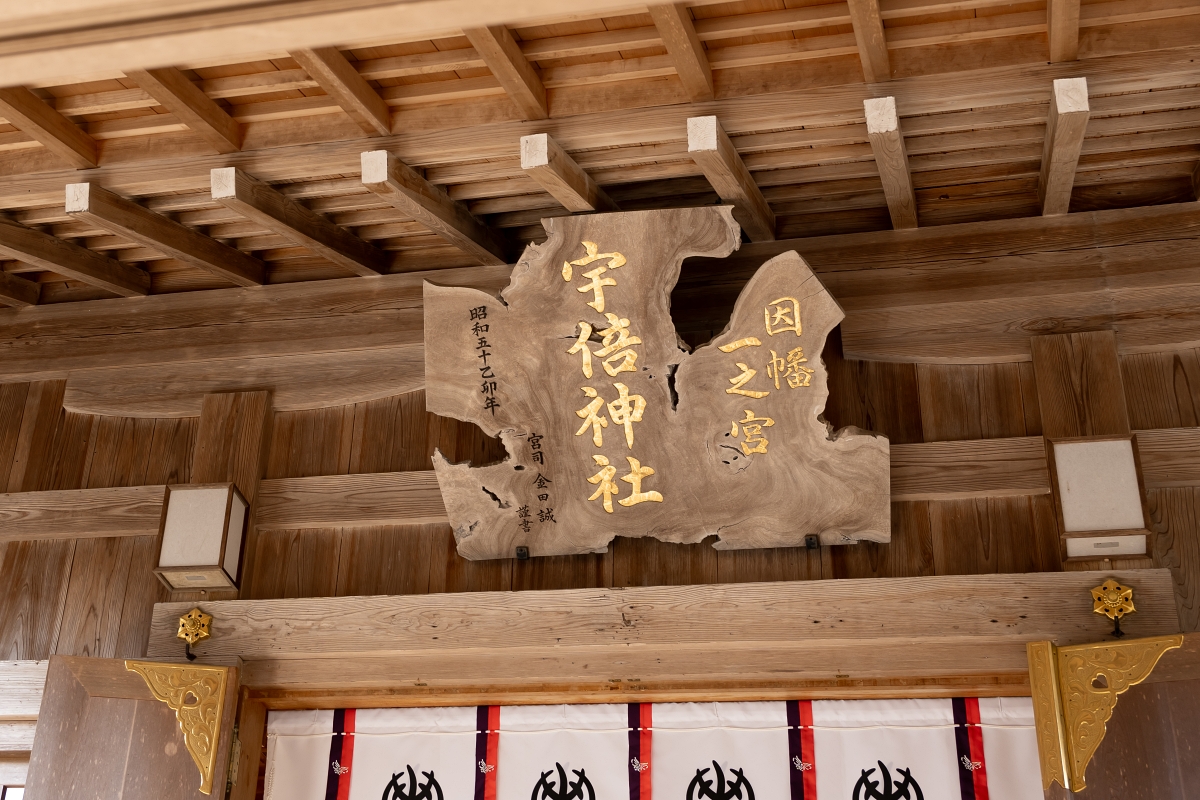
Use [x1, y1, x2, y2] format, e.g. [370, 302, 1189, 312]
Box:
[823, 329, 924, 444]
[1147, 487, 1200, 631]
[7, 381, 65, 493]
[1031, 330, 1131, 437]
[716, 545, 827, 584]
[53, 537, 136, 659]
[612, 537, 719, 587]
[245, 529, 341, 600]
[335, 525, 436, 597]
[41, 412, 97, 492]
[928, 496, 1062, 576]
[266, 406, 352, 479]
[113, 536, 168, 658]
[512, 550, 614, 591]
[916, 363, 1037, 442]
[427, 526, 512, 593]
[84, 416, 156, 489]
[1122, 348, 1200, 430]
[0, 382, 30, 490]
[0, 540, 75, 660]
[830, 501, 936, 579]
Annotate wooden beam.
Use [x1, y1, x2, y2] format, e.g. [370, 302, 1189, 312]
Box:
[0, 660, 47, 721]
[0, 87, 96, 168]
[361, 149, 509, 266]
[464, 26, 548, 120]
[847, 0, 891, 83]
[891, 437, 1049, 500]
[289, 47, 392, 137]
[256, 471, 446, 530]
[256, 438, 1055, 532]
[63, 343, 424, 418]
[1048, 0, 1081, 63]
[211, 167, 387, 277]
[687, 115, 775, 241]
[519, 133, 618, 213]
[1038, 77, 1090, 216]
[0, 485, 166, 542]
[148, 570, 1180, 703]
[864, 96, 917, 230]
[0, 270, 39, 307]
[648, 4, 714, 102]
[0, 215, 149, 297]
[124, 67, 240, 154]
[1192, 161, 1200, 201]
[1138, 428, 1200, 489]
[9, 203, 1200, 381]
[65, 182, 265, 287]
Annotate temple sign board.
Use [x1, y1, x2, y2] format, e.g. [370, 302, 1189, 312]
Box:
[424, 207, 890, 560]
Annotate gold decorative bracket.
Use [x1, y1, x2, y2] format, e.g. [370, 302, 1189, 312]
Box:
[126, 660, 232, 795]
[1027, 634, 1182, 792]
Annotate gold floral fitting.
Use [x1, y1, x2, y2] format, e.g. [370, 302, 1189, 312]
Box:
[1091, 579, 1134, 637]
[178, 607, 213, 660]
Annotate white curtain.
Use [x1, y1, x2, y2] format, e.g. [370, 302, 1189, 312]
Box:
[265, 698, 1041, 800]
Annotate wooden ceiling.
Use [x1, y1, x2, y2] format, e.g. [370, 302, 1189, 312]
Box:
[0, 0, 1198, 309]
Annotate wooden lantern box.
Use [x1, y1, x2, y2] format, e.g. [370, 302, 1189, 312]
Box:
[154, 482, 248, 590]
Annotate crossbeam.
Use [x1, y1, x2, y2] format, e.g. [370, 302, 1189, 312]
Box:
[361, 149, 509, 266]
[65, 182, 265, 286]
[211, 167, 388, 277]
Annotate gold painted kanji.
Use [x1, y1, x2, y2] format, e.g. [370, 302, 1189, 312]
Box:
[424, 207, 890, 559]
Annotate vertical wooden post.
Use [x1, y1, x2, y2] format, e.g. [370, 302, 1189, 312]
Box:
[7, 380, 65, 493]
[227, 690, 267, 800]
[1030, 331, 1129, 439]
[181, 391, 272, 600]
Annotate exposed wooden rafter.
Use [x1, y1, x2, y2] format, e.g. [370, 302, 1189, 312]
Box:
[65, 182, 265, 286]
[124, 67, 241, 154]
[361, 150, 509, 266]
[289, 47, 392, 137]
[648, 4, 714, 102]
[864, 96, 918, 230]
[211, 167, 387, 277]
[0, 87, 97, 168]
[520, 133, 618, 213]
[464, 26, 548, 120]
[847, 0, 891, 83]
[687, 115, 775, 241]
[1039, 77, 1090, 216]
[1048, 0, 1082, 62]
[0, 215, 149, 297]
[0, 269, 39, 307]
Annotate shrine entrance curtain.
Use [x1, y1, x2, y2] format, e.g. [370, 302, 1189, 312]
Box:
[264, 698, 1041, 800]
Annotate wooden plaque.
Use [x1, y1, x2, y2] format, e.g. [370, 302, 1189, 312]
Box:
[424, 207, 889, 559]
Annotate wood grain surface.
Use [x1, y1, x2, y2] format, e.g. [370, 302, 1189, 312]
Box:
[0, 485, 165, 542]
[426, 207, 889, 558]
[144, 570, 1180, 703]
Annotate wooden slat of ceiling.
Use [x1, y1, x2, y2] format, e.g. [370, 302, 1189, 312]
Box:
[0, 2, 1194, 306]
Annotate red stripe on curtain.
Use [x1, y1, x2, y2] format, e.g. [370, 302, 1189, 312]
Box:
[337, 709, 356, 800]
[800, 700, 817, 799]
[964, 699, 989, 800]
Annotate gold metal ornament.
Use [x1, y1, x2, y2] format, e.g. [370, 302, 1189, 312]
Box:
[178, 607, 213, 645]
[1027, 634, 1183, 792]
[126, 660, 232, 795]
[1092, 579, 1135, 637]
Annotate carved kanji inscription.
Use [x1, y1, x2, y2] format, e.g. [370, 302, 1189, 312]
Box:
[425, 207, 889, 559]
